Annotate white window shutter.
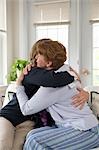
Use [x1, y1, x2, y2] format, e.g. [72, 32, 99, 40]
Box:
[33, 1, 70, 23]
[90, 0, 99, 21]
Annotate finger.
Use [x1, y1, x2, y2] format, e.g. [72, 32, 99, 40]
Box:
[72, 97, 83, 104]
[73, 100, 85, 108]
[72, 101, 81, 106]
[79, 103, 85, 110]
[23, 64, 32, 74]
[72, 92, 83, 100]
[23, 67, 28, 75]
[72, 97, 86, 105]
[76, 87, 83, 92]
[27, 64, 32, 71]
[72, 95, 79, 100]
[72, 97, 84, 105]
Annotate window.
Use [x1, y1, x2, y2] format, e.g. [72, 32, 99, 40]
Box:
[33, 1, 70, 63]
[90, 0, 99, 86]
[36, 23, 69, 63]
[36, 24, 69, 61]
[93, 23, 99, 86]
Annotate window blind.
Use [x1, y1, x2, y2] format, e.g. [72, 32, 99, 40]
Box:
[33, 0, 70, 24]
[90, 0, 99, 22]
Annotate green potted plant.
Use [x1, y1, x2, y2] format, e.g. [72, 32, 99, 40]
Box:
[8, 59, 29, 82]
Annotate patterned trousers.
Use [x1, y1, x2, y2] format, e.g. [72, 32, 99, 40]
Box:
[23, 125, 99, 150]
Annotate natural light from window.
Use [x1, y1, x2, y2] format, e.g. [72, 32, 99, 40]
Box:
[93, 23, 99, 86]
[36, 24, 69, 63]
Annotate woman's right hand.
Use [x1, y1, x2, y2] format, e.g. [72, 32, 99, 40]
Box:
[16, 63, 33, 85]
[23, 63, 33, 75]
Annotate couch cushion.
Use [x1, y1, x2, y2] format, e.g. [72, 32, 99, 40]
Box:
[85, 86, 99, 119]
[90, 91, 99, 119]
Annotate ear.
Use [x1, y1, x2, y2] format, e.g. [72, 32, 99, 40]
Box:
[46, 61, 52, 67]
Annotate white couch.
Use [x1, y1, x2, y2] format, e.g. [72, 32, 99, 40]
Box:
[0, 84, 99, 150]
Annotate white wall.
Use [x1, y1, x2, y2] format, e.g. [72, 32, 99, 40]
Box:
[69, 0, 92, 87]
[6, 0, 14, 82]
[79, 0, 92, 87]
[69, 0, 80, 71]
[6, 0, 29, 77]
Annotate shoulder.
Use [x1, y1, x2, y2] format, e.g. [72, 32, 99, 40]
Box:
[55, 64, 69, 72]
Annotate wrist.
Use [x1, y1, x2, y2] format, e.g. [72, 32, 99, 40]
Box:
[16, 72, 24, 85]
[16, 79, 22, 86]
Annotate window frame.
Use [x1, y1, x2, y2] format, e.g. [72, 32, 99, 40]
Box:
[35, 22, 69, 63]
[92, 22, 99, 86]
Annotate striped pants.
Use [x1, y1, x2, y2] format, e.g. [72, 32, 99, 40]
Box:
[23, 125, 99, 150]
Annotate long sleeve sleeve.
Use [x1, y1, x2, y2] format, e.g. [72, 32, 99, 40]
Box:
[16, 85, 60, 115]
[22, 67, 74, 87]
[17, 64, 75, 115]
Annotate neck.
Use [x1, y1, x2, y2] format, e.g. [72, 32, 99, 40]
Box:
[46, 67, 53, 70]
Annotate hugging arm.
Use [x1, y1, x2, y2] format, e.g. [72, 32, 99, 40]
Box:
[16, 86, 63, 115]
[22, 67, 74, 87]
[19, 66, 88, 110]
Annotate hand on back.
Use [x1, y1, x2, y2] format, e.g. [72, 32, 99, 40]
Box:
[72, 88, 89, 109]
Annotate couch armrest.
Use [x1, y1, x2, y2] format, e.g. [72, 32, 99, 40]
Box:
[3, 83, 16, 107]
[0, 85, 8, 108]
[90, 91, 99, 120]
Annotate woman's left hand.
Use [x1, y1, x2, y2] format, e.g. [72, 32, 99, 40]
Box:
[71, 88, 89, 109]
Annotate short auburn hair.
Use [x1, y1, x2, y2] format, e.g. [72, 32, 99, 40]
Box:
[30, 39, 67, 69]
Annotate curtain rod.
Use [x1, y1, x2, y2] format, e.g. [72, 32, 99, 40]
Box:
[89, 20, 99, 24]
